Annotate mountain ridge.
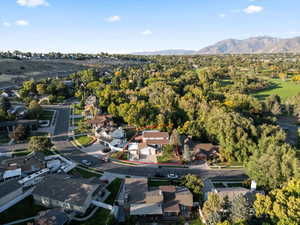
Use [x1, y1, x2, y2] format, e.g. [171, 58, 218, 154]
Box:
[131, 36, 300, 55]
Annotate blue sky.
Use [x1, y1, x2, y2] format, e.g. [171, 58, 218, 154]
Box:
[0, 0, 299, 53]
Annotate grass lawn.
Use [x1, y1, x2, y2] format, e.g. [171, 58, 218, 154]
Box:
[75, 135, 94, 147]
[0, 132, 10, 144]
[0, 196, 46, 224]
[68, 167, 101, 179]
[252, 78, 300, 101]
[39, 110, 54, 123]
[148, 179, 172, 187]
[74, 117, 84, 127]
[74, 106, 84, 115]
[212, 162, 244, 167]
[189, 218, 205, 225]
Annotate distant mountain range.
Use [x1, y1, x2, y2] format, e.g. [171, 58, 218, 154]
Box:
[132, 49, 196, 55]
[131, 36, 300, 55]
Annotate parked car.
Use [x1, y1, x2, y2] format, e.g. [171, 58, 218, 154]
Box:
[167, 173, 179, 179]
[81, 160, 92, 166]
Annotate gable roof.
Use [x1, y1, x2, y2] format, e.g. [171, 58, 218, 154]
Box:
[33, 175, 102, 206]
[143, 132, 169, 138]
[0, 179, 22, 199]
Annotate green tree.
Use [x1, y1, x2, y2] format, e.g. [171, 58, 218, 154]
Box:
[182, 174, 204, 195]
[230, 194, 251, 223]
[254, 178, 300, 225]
[28, 136, 52, 152]
[28, 100, 43, 119]
[0, 96, 11, 111]
[246, 144, 300, 189]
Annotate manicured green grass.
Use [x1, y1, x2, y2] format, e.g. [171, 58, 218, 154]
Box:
[252, 78, 300, 101]
[39, 110, 54, 123]
[75, 135, 94, 147]
[190, 218, 205, 225]
[148, 179, 172, 187]
[0, 132, 10, 144]
[68, 167, 101, 178]
[0, 196, 46, 224]
[74, 117, 84, 127]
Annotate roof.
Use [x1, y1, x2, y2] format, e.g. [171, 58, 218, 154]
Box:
[145, 189, 163, 204]
[175, 186, 193, 207]
[193, 143, 219, 152]
[125, 178, 148, 204]
[163, 200, 180, 213]
[35, 209, 69, 225]
[130, 203, 163, 215]
[143, 132, 169, 138]
[214, 187, 250, 201]
[33, 175, 102, 206]
[0, 179, 22, 199]
[160, 186, 176, 193]
[4, 154, 45, 172]
[87, 115, 113, 125]
[145, 139, 169, 145]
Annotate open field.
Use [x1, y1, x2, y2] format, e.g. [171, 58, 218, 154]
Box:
[0, 59, 87, 88]
[252, 78, 300, 101]
[0, 57, 145, 89]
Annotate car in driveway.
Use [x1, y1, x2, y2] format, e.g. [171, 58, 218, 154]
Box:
[81, 159, 92, 166]
[167, 173, 179, 179]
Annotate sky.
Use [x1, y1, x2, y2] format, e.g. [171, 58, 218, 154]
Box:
[0, 0, 299, 53]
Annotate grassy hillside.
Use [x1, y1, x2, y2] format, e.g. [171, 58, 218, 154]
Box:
[252, 78, 300, 101]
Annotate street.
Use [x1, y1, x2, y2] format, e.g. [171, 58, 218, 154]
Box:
[51, 106, 247, 181]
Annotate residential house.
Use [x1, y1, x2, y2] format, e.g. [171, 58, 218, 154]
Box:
[128, 143, 158, 162]
[142, 131, 169, 146]
[122, 178, 193, 218]
[32, 174, 106, 214]
[0, 179, 23, 208]
[2, 152, 45, 175]
[192, 143, 219, 161]
[2, 153, 45, 176]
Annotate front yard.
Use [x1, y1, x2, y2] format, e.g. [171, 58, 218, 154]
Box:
[74, 135, 94, 147]
[39, 109, 55, 123]
[68, 167, 102, 179]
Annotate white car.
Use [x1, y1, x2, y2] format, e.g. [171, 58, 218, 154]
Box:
[167, 173, 179, 179]
[81, 160, 92, 166]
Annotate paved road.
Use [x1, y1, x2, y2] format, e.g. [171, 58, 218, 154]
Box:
[52, 106, 247, 180]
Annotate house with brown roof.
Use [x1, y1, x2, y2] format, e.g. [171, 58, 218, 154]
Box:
[142, 131, 169, 146]
[193, 143, 219, 161]
[122, 178, 193, 218]
[2, 152, 45, 175]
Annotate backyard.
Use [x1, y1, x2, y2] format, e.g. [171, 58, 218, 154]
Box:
[0, 196, 46, 224]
